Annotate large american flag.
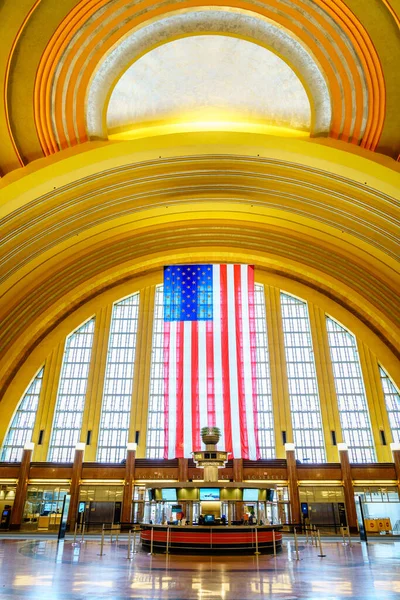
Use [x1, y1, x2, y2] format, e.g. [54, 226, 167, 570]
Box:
[163, 264, 260, 460]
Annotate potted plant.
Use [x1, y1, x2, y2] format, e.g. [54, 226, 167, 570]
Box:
[201, 426, 221, 446]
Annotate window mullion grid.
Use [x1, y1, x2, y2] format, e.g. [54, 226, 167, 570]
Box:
[326, 317, 376, 463]
[97, 294, 139, 463]
[48, 319, 95, 463]
[281, 293, 326, 463]
[378, 366, 400, 444]
[1, 368, 44, 462]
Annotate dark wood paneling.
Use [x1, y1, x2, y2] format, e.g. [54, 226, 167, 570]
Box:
[134, 468, 179, 480]
[350, 463, 396, 480]
[0, 464, 20, 478]
[188, 467, 233, 480]
[297, 464, 342, 480]
[29, 465, 73, 478]
[81, 465, 125, 479]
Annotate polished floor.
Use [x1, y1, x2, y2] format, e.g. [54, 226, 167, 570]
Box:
[0, 534, 399, 599]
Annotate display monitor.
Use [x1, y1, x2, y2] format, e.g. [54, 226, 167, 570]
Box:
[161, 488, 178, 501]
[204, 514, 215, 524]
[243, 488, 259, 502]
[199, 488, 220, 501]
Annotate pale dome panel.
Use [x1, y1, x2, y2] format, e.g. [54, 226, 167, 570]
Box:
[106, 35, 311, 133]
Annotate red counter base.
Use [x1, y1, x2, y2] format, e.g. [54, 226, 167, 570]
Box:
[140, 525, 283, 554]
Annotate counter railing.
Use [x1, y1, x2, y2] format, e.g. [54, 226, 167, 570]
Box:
[140, 523, 283, 555]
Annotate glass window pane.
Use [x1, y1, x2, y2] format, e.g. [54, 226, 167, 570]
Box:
[281, 292, 326, 463]
[48, 319, 95, 462]
[1, 368, 44, 462]
[97, 293, 140, 463]
[379, 365, 400, 444]
[326, 316, 376, 463]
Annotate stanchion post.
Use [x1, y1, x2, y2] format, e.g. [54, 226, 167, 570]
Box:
[347, 528, 352, 548]
[312, 525, 317, 546]
[81, 522, 86, 543]
[305, 527, 309, 545]
[294, 527, 300, 561]
[127, 529, 132, 560]
[133, 527, 137, 554]
[272, 528, 276, 556]
[341, 526, 346, 545]
[254, 527, 260, 555]
[150, 526, 154, 555]
[72, 522, 78, 545]
[317, 529, 326, 558]
[116, 526, 120, 544]
[110, 525, 113, 544]
[166, 526, 169, 555]
[99, 524, 105, 556]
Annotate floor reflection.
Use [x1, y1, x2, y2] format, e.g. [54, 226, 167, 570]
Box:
[0, 536, 399, 599]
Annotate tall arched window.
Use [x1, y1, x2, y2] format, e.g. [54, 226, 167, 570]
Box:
[379, 366, 400, 444]
[326, 316, 375, 462]
[280, 292, 326, 463]
[146, 284, 274, 458]
[97, 293, 140, 462]
[48, 318, 95, 462]
[1, 368, 44, 462]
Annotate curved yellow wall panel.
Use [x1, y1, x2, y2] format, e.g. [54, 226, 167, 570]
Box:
[1, 269, 399, 462]
[0, 134, 399, 405]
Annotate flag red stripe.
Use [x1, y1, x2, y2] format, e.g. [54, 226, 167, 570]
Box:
[176, 321, 184, 458]
[163, 320, 170, 459]
[234, 264, 249, 459]
[220, 264, 233, 456]
[191, 321, 200, 452]
[206, 320, 215, 427]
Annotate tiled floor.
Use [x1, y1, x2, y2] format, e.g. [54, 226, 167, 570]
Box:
[0, 534, 399, 599]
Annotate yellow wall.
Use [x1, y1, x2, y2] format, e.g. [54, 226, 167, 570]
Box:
[1, 268, 399, 463]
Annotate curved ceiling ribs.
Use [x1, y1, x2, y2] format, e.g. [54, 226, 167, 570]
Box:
[0, 140, 399, 390]
[32, 0, 385, 157]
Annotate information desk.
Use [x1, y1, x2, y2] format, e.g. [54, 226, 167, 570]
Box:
[140, 524, 282, 554]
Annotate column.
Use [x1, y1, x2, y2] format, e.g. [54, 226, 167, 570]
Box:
[67, 442, 85, 530]
[338, 443, 358, 532]
[391, 443, 400, 498]
[10, 442, 34, 530]
[129, 285, 155, 457]
[285, 443, 300, 526]
[122, 443, 136, 523]
[178, 458, 188, 482]
[308, 304, 343, 461]
[233, 458, 243, 482]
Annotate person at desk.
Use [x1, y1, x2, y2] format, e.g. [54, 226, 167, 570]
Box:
[221, 514, 227, 525]
[198, 514, 205, 525]
[243, 513, 249, 525]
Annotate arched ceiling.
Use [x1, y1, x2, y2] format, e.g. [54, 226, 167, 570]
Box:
[0, 133, 399, 401]
[0, 0, 399, 173]
[0, 2, 399, 404]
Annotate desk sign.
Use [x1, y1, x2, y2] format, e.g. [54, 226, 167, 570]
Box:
[58, 494, 71, 540]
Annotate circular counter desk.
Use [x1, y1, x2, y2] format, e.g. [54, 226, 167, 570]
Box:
[140, 524, 282, 554]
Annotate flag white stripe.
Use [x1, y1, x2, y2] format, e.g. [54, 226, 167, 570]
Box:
[227, 264, 241, 457]
[212, 265, 225, 450]
[168, 322, 177, 459]
[198, 320, 208, 432]
[241, 265, 257, 460]
[183, 321, 192, 457]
